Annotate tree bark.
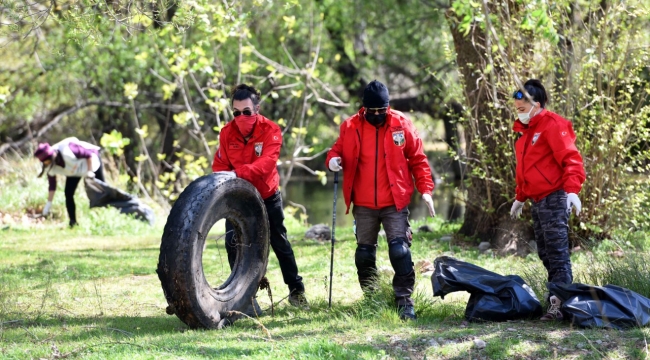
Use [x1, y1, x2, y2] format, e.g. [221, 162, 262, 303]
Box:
[447, 10, 512, 242]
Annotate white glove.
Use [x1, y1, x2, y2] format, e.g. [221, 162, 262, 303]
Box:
[328, 157, 342, 172]
[43, 201, 52, 216]
[86, 171, 95, 179]
[422, 193, 435, 217]
[567, 193, 581, 216]
[215, 171, 237, 185]
[510, 200, 524, 219]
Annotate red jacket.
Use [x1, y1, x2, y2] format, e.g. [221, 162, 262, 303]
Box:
[326, 108, 434, 213]
[353, 119, 394, 209]
[513, 109, 586, 202]
[212, 115, 281, 199]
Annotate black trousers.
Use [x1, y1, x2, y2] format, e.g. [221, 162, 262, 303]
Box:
[64, 161, 105, 226]
[225, 191, 304, 293]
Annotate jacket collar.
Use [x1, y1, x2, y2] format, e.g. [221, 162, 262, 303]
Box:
[512, 108, 548, 133]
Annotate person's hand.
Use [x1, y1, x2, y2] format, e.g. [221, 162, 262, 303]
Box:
[567, 193, 582, 216]
[43, 201, 52, 216]
[328, 157, 342, 172]
[422, 193, 435, 217]
[510, 200, 525, 219]
[86, 171, 95, 179]
[215, 171, 237, 185]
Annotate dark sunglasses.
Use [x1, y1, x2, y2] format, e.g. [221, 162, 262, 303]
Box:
[366, 107, 388, 114]
[233, 109, 254, 117]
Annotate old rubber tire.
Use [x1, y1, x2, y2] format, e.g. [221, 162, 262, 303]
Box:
[156, 174, 270, 329]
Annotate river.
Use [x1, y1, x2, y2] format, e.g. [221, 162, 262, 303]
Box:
[282, 177, 464, 228]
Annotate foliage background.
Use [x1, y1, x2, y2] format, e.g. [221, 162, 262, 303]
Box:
[1, 0, 649, 243]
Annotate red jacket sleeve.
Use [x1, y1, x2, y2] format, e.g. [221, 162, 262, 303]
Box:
[515, 185, 526, 202]
[514, 137, 527, 202]
[325, 122, 346, 170]
[233, 126, 282, 182]
[403, 120, 434, 196]
[212, 130, 233, 172]
[547, 119, 586, 194]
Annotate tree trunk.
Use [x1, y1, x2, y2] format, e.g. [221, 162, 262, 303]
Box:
[447, 10, 512, 242]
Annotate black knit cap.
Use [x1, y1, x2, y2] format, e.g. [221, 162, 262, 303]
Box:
[363, 80, 390, 108]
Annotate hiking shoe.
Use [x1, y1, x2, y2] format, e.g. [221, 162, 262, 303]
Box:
[398, 305, 417, 321]
[540, 295, 563, 321]
[288, 291, 309, 309]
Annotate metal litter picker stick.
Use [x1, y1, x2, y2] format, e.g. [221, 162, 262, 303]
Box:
[328, 171, 339, 309]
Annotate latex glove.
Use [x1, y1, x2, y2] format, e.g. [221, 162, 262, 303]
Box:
[86, 171, 95, 179]
[510, 200, 524, 219]
[328, 157, 342, 172]
[215, 171, 237, 185]
[43, 201, 52, 216]
[567, 193, 582, 216]
[422, 193, 435, 217]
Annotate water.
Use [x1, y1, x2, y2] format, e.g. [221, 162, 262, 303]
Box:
[282, 178, 464, 228]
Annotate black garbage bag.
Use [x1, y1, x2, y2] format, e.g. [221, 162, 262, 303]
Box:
[548, 282, 650, 329]
[84, 178, 155, 225]
[432, 256, 543, 322]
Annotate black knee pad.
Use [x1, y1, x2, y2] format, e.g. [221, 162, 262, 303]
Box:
[388, 238, 413, 276]
[355, 244, 377, 272]
[355, 244, 377, 291]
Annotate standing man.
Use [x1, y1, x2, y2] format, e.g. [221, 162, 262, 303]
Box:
[212, 84, 308, 309]
[325, 80, 435, 320]
[510, 79, 586, 321]
[34, 138, 104, 227]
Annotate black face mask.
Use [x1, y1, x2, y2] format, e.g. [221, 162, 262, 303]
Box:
[365, 113, 386, 126]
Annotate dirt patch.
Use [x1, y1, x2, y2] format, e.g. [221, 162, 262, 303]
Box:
[0, 209, 49, 227]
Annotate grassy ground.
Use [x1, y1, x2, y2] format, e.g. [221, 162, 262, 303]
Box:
[1, 158, 649, 359]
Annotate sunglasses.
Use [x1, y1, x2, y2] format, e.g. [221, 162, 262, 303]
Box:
[366, 107, 388, 114]
[512, 90, 526, 100]
[233, 109, 254, 117]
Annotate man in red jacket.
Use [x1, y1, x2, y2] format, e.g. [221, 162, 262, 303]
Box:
[325, 80, 435, 320]
[212, 84, 307, 310]
[510, 79, 586, 321]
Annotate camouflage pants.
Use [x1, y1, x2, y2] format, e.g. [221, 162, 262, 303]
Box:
[531, 190, 573, 285]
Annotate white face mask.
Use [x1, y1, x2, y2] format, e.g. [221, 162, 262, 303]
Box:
[517, 104, 537, 124]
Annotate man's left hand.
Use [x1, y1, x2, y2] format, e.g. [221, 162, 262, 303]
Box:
[422, 193, 435, 217]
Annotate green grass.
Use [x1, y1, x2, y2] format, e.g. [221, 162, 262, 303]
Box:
[1, 157, 650, 359]
[2, 218, 650, 359]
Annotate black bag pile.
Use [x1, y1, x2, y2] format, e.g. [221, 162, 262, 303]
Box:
[548, 282, 650, 329]
[84, 178, 155, 225]
[432, 256, 543, 322]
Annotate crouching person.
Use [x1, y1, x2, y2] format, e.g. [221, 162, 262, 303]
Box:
[212, 84, 307, 310]
[34, 138, 104, 227]
[325, 80, 435, 320]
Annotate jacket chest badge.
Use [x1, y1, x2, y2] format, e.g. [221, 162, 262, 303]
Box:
[392, 130, 405, 147]
[255, 142, 263, 157]
[532, 132, 541, 145]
